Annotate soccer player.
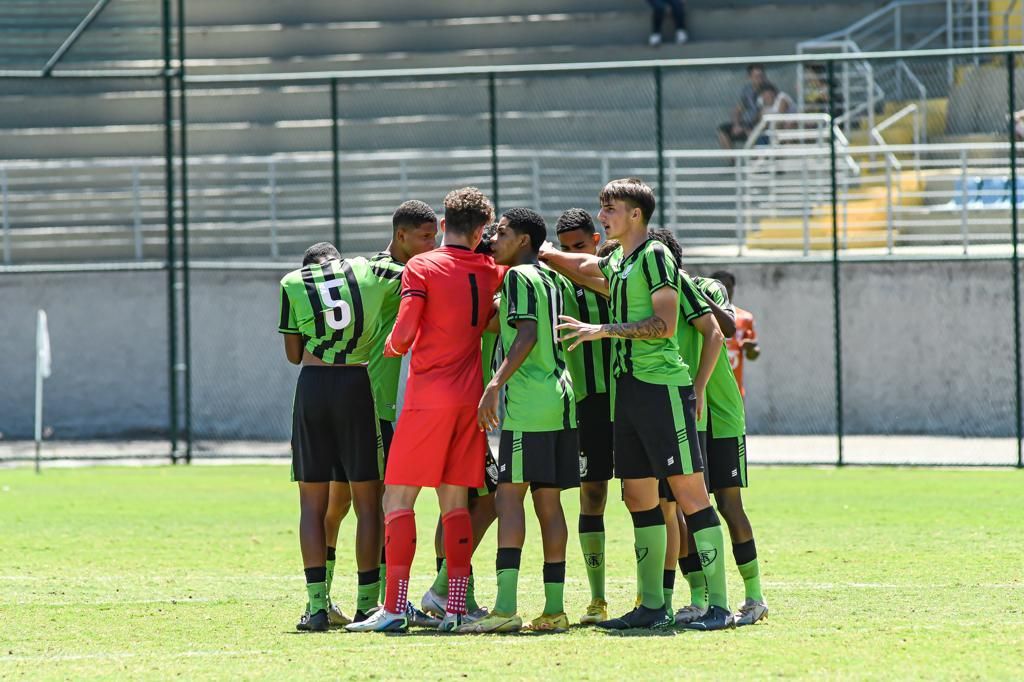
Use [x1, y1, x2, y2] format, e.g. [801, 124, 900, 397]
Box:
[347, 187, 504, 633]
[278, 241, 402, 632]
[709, 270, 760, 397]
[554, 208, 615, 624]
[359, 199, 440, 624]
[460, 208, 579, 634]
[541, 178, 733, 630]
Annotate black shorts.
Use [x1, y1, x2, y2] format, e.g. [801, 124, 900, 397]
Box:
[614, 374, 705, 480]
[290, 366, 384, 483]
[380, 419, 394, 460]
[706, 409, 748, 491]
[577, 393, 614, 482]
[659, 430, 707, 501]
[469, 445, 499, 500]
[498, 429, 580, 490]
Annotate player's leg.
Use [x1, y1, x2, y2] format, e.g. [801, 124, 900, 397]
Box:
[297, 482, 332, 632]
[376, 420, 394, 606]
[349, 480, 384, 619]
[674, 429, 709, 624]
[660, 496, 679, 619]
[577, 393, 613, 624]
[531, 486, 569, 630]
[323, 481, 352, 625]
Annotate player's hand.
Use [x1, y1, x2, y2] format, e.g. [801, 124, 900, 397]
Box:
[744, 343, 760, 360]
[695, 388, 706, 422]
[556, 315, 606, 352]
[478, 383, 502, 432]
[537, 241, 556, 261]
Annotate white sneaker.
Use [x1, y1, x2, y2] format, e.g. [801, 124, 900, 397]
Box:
[420, 587, 446, 618]
[674, 604, 708, 625]
[648, 33, 662, 46]
[734, 598, 768, 626]
[344, 607, 408, 632]
[438, 612, 466, 632]
[675, 29, 689, 44]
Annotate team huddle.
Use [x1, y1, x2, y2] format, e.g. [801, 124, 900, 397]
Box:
[277, 179, 766, 634]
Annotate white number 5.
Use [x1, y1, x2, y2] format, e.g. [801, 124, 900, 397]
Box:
[318, 279, 352, 330]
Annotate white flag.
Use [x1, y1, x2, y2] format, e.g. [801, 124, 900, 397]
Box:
[37, 310, 51, 379]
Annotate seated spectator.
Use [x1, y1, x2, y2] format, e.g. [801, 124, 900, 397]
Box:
[647, 0, 688, 46]
[759, 84, 794, 118]
[803, 63, 830, 114]
[717, 64, 768, 149]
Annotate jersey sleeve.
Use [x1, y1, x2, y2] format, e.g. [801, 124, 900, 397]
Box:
[679, 272, 712, 324]
[278, 283, 299, 334]
[641, 242, 679, 293]
[597, 251, 618, 280]
[705, 279, 736, 323]
[400, 258, 428, 300]
[503, 269, 538, 324]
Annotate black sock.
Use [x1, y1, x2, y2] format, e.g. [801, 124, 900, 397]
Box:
[304, 566, 327, 584]
[326, 546, 336, 561]
[436, 556, 444, 573]
[733, 539, 757, 565]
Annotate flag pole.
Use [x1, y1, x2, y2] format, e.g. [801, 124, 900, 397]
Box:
[35, 310, 50, 475]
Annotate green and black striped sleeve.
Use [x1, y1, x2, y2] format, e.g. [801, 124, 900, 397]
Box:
[640, 240, 678, 293]
[504, 269, 539, 325]
[679, 272, 712, 324]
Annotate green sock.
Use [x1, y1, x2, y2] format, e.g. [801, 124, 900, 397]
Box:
[734, 539, 763, 601]
[431, 559, 449, 596]
[466, 572, 479, 612]
[306, 581, 328, 614]
[325, 546, 336, 599]
[542, 562, 566, 615]
[680, 554, 709, 609]
[494, 548, 521, 615]
[663, 569, 675, 616]
[631, 508, 667, 610]
[578, 514, 606, 601]
[356, 569, 379, 613]
[690, 509, 728, 609]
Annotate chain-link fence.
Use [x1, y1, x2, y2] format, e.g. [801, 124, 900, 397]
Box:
[2, 43, 1024, 467]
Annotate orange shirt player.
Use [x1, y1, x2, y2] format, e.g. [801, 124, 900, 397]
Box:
[710, 270, 759, 396]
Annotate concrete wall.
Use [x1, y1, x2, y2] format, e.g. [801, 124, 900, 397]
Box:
[0, 259, 1014, 440]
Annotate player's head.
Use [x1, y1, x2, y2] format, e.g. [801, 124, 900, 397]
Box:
[475, 221, 499, 256]
[302, 241, 340, 266]
[647, 228, 683, 267]
[556, 208, 601, 255]
[710, 269, 736, 299]
[598, 177, 655, 239]
[747, 63, 767, 88]
[492, 207, 546, 266]
[442, 186, 494, 248]
[392, 200, 438, 261]
[597, 239, 621, 258]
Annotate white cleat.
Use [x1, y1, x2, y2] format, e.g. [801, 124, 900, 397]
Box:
[421, 587, 447, 618]
[733, 598, 768, 626]
[674, 604, 708, 625]
[344, 607, 408, 633]
[438, 612, 467, 632]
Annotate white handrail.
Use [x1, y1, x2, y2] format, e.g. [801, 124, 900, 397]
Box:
[871, 103, 920, 171]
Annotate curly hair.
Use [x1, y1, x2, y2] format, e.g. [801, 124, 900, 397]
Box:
[597, 239, 621, 258]
[555, 207, 596, 235]
[443, 186, 494, 236]
[502, 207, 547, 253]
[598, 177, 656, 225]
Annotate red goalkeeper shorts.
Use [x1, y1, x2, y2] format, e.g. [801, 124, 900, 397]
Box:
[384, 406, 486, 489]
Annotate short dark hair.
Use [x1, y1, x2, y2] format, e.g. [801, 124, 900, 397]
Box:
[444, 187, 494, 236]
[599, 177, 656, 225]
[302, 241, 340, 266]
[747, 63, 766, 74]
[647, 228, 683, 265]
[597, 239, 621, 258]
[555, 208, 596, 235]
[710, 270, 735, 289]
[392, 200, 437, 233]
[759, 83, 778, 96]
[475, 221, 498, 256]
[502, 207, 547, 253]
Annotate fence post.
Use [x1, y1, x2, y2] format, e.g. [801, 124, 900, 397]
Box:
[960, 149, 969, 254]
[531, 158, 541, 213]
[132, 166, 143, 260]
[2, 168, 10, 265]
[489, 72, 499, 211]
[331, 78, 341, 250]
[269, 159, 279, 258]
[177, 0, 192, 463]
[162, 0, 178, 463]
[828, 60, 845, 467]
[1009, 54, 1023, 468]
[655, 66, 665, 228]
[885, 155, 894, 254]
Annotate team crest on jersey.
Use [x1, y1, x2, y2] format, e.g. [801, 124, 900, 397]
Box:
[634, 546, 649, 562]
[579, 455, 588, 477]
[698, 548, 718, 567]
[584, 552, 603, 568]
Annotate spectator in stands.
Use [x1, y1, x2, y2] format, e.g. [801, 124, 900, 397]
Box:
[758, 84, 794, 118]
[647, 0, 688, 46]
[803, 63, 830, 114]
[717, 64, 769, 149]
[1013, 108, 1024, 141]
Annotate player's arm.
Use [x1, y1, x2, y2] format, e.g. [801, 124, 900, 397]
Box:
[703, 286, 737, 338]
[690, 312, 725, 419]
[557, 285, 677, 351]
[383, 261, 428, 357]
[478, 320, 538, 431]
[283, 334, 304, 364]
[278, 285, 303, 364]
[538, 242, 609, 296]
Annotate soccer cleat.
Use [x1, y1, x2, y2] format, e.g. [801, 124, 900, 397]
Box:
[674, 604, 708, 625]
[296, 608, 329, 632]
[438, 612, 467, 632]
[596, 605, 672, 630]
[682, 605, 734, 631]
[579, 598, 608, 625]
[733, 598, 768, 626]
[527, 612, 569, 632]
[464, 606, 490, 624]
[675, 29, 689, 44]
[328, 602, 352, 627]
[457, 611, 523, 633]
[420, 587, 447, 618]
[344, 607, 408, 633]
[648, 33, 662, 47]
[406, 601, 441, 628]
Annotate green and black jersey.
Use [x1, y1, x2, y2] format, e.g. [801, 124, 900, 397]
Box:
[692, 276, 746, 439]
[499, 264, 576, 432]
[597, 239, 691, 387]
[278, 257, 402, 365]
[365, 252, 406, 422]
[672, 271, 714, 429]
[564, 284, 612, 402]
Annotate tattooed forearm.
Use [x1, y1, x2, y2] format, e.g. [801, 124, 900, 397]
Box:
[603, 316, 668, 340]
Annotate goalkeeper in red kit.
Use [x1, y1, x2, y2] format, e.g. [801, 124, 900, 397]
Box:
[347, 187, 504, 633]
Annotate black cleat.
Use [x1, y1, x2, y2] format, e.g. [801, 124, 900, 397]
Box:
[352, 606, 380, 624]
[596, 605, 672, 630]
[682, 605, 734, 631]
[297, 608, 330, 632]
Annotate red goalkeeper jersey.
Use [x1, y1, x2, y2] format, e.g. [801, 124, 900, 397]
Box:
[385, 245, 504, 409]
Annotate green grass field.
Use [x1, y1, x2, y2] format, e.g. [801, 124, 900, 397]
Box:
[1, 465, 1021, 679]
